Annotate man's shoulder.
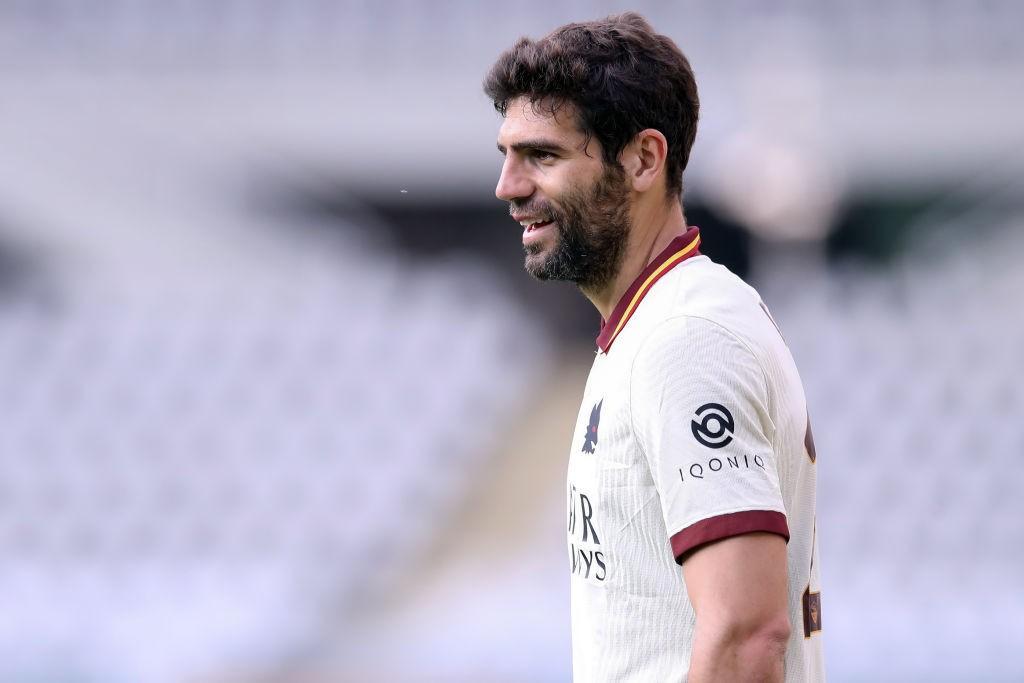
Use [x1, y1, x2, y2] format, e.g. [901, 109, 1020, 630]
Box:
[626, 256, 766, 351]
[664, 255, 761, 316]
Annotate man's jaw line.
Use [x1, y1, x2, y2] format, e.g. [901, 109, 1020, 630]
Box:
[508, 166, 637, 314]
[513, 209, 629, 307]
[587, 201, 687, 320]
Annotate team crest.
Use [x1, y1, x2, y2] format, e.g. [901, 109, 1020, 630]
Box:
[582, 400, 602, 453]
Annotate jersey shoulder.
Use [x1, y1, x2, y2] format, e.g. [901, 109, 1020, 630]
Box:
[627, 255, 778, 354]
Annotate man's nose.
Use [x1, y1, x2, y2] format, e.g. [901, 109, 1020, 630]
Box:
[495, 158, 534, 202]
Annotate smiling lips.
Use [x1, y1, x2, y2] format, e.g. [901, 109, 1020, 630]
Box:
[524, 219, 553, 232]
[520, 218, 555, 243]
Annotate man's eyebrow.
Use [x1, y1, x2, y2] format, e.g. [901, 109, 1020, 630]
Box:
[496, 139, 570, 155]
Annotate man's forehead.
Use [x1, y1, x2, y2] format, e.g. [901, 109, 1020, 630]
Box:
[497, 97, 583, 147]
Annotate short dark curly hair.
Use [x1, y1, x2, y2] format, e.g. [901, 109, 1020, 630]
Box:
[483, 12, 699, 198]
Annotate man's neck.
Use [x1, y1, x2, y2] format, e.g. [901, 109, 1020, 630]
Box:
[583, 198, 688, 321]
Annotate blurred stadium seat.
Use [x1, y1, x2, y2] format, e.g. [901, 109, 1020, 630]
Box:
[0, 230, 548, 681]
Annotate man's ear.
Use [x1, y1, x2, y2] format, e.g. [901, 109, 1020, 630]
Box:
[621, 129, 668, 193]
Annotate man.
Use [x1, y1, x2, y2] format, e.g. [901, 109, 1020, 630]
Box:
[485, 13, 824, 682]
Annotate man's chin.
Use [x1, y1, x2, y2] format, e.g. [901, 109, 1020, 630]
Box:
[524, 245, 574, 282]
[524, 252, 556, 281]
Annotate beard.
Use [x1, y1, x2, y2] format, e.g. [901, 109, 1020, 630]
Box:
[515, 163, 631, 292]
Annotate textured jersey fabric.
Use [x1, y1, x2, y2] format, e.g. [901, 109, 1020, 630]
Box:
[566, 228, 825, 681]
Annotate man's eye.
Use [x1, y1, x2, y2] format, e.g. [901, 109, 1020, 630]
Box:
[532, 150, 555, 161]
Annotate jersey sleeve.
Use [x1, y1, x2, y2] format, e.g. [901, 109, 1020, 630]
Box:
[630, 315, 789, 564]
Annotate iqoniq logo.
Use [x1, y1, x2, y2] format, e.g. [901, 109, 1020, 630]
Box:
[691, 402, 735, 449]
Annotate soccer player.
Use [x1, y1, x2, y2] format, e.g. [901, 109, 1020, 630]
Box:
[485, 13, 825, 682]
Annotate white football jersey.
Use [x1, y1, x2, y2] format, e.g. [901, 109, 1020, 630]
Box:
[567, 228, 825, 681]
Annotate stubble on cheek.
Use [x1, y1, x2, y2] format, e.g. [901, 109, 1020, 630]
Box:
[518, 162, 630, 287]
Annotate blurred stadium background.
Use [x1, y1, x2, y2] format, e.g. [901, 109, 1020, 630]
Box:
[1, 1, 1022, 681]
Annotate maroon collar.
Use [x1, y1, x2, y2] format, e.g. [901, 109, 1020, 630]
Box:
[596, 227, 702, 353]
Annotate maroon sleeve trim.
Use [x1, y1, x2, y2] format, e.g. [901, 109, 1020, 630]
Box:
[670, 510, 789, 565]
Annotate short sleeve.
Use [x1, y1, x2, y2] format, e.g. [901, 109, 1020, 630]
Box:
[629, 316, 789, 564]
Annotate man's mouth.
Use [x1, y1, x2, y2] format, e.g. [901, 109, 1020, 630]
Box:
[520, 218, 555, 243]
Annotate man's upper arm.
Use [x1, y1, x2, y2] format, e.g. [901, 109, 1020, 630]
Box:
[682, 531, 792, 681]
[681, 531, 789, 630]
